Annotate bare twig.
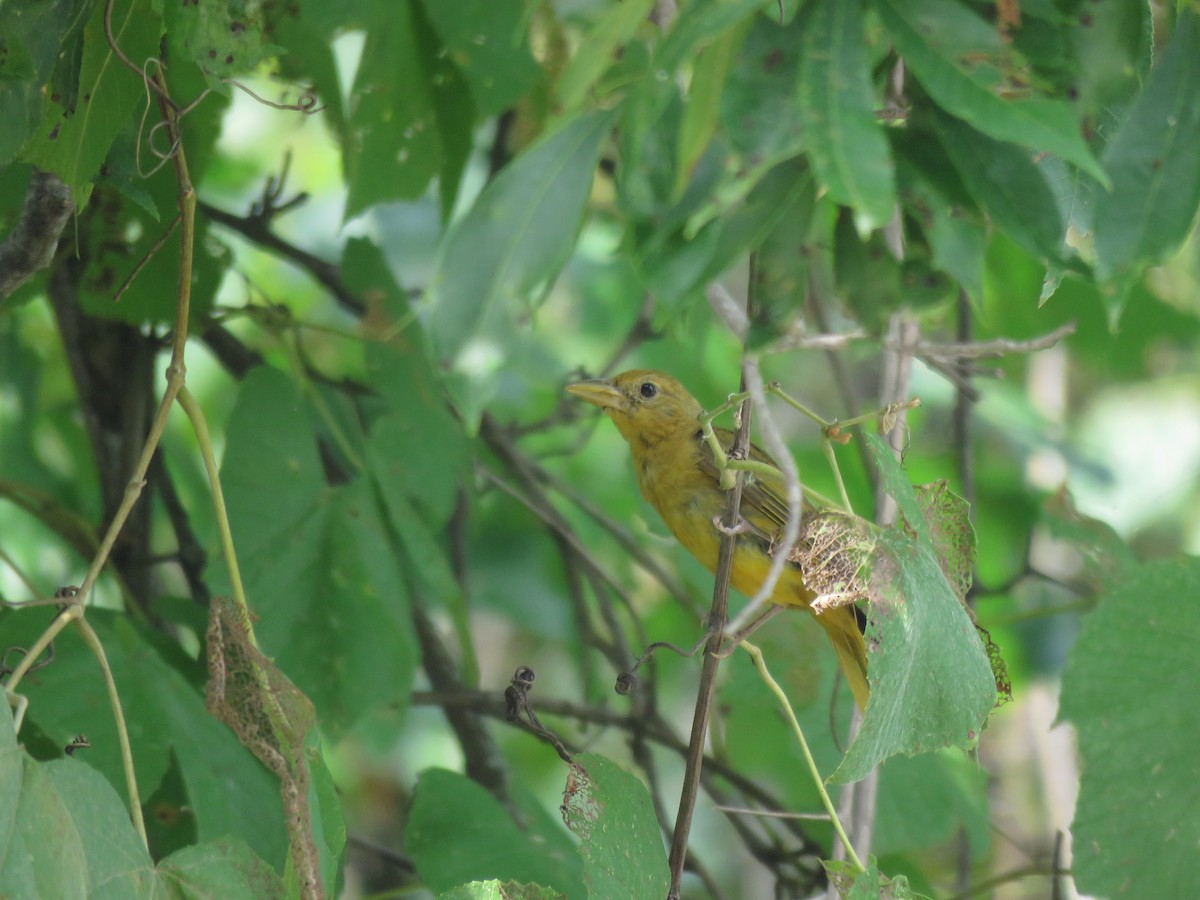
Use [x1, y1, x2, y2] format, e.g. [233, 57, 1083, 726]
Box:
[908, 321, 1076, 362]
[767, 326, 869, 354]
[113, 212, 181, 302]
[944, 865, 1073, 900]
[411, 688, 825, 857]
[199, 200, 365, 314]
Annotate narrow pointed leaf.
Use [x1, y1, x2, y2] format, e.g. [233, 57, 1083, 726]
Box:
[1094, 12, 1200, 296]
[875, 0, 1106, 185]
[799, 0, 896, 231]
[426, 110, 614, 427]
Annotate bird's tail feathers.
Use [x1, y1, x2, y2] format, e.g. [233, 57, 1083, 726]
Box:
[818, 607, 870, 712]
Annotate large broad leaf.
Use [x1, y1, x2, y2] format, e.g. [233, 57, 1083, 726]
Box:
[798, 0, 896, 233]
[561, 753, 670, 900]
[832, 435, 996, 783]
[873, 750, 989, 859]
[1068, 0, 1148, 121]
[218, 368, 417, 737]
[425, 110, 615, 428]
[0, 0, 91, 167]
[439, 881, 565, 900]
[422, 0, 542, 117]
[7, 610, 289, 869]
[1059, 557, 1200, 899]
[21, 0, 162, 204]
[407, 769, 585, 897]
[1093, 11, 1200, 319]
[0, 703, 283, 898]
[344, 0, 444, 218]
[874, 0, 1106, 185]
[163, 0, 273, 85]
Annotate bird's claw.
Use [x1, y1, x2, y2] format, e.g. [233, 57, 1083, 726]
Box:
[713, 515, 753, 536]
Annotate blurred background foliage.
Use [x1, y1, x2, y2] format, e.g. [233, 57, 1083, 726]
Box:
[2, 0, 1199, 897]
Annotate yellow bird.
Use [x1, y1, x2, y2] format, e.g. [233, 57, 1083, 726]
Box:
[567, 369, 870, 710]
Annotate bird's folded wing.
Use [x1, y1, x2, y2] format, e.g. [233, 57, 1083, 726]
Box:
[695, 428, 804, 544]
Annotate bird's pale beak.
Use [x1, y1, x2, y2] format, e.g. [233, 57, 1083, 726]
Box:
[565, 379, 626, 411]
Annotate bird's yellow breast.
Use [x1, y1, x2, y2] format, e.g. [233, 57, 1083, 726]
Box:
[630, 429, 811, 608]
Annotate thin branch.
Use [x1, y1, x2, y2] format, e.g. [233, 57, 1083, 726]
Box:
[909, 321, 1076, 362]
[667, 336, 754, 900]
[199, 200, 365, 315]
[538, 466, 699, 616]
[411, 601, 512, 803]
[766, 326, 869, 354]
[104, 0, 176, 109]
[112, 212, 181, 303]
[744, 641, 864, 872]
[148, 454, 209, 605]
[410, 688, 824, 856]
[944, 865, 1073, 900]
[0, 170, 73, 302]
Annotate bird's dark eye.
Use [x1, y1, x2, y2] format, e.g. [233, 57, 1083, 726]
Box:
[639, 382, 658, 399]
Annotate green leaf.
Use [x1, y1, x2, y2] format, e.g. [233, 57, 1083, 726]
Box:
[900, 164, 986, 301]
[654, 0, 766, 73]
[272, 14, 349, 144]
[1059, 557, 1200, 900]
[0, 702, 283, 898]
[719, 14, 806, 164]
[431, 48, 476, 221]
[644, 160, 814, 310]
[163, 0, 274, 84]
[798, 0, 896, 232]
[157, 839, 285, 898]
[21, 0, 162, 203]
[1068, 0, 1149, 121]
[675, 16, 750, 198]
[303, 736, 347, 894]
[0, 0, 91, 166]
[874, 751, 989, 858]
[832, 434, 996, 783]
[1040, 489, 1137, 593]
[7, 610, 290, 869]
[439, 881, 565, 900]
[932, 111, 1068, 266]
[874, 0, 1106, 185]
[408, 769, 585, 896]
[557, 0, 656, 111]
[426, 109, 615, 427]
[1093, 11, 1200, 314]
[345, 0, 444, 217]
[561, 753, 670, 900]
[363, 404, 467, 529]
[422, 0, 542, 116]
[826, 856, 917, 899]
[0, 755, 156, 897]
[218, 368, 417, 736]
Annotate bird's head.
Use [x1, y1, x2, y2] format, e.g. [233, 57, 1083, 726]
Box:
[566, 369, 704, 450]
